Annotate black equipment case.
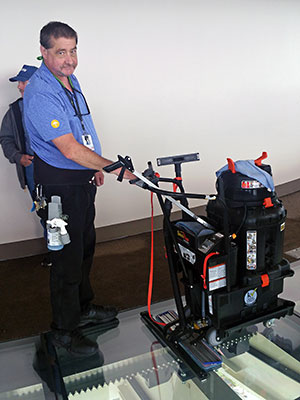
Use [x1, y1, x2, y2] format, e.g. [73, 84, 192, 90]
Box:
[103, 152, 295, 375]
[173, 153, 295, 340]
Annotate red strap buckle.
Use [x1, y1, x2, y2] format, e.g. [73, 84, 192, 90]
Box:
[261, 274, 270, 287]
[263, 197, 273, 208]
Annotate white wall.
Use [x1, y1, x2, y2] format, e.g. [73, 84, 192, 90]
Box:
[0, 0, 300, 244]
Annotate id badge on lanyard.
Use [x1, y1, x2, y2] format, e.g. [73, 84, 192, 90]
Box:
[82, 133, 95, 151]
[61, 79, 94, 151]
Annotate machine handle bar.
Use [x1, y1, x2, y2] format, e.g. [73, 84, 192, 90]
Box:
[104, 155, 216, 230]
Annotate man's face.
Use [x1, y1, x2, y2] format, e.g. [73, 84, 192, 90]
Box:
[18, 81, 28, 97]
[41, 36, 78, 78]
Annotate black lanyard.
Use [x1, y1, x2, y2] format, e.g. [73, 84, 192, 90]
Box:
[55, 76, 88, 133]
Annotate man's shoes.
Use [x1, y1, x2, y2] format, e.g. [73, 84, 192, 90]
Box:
[51, 328, 99, 357]
[79, 304, 118, 327]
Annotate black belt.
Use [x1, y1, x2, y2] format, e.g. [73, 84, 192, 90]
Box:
[33, 153, 96, 185]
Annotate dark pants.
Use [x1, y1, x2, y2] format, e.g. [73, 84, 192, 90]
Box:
[41, 183, 97, 331]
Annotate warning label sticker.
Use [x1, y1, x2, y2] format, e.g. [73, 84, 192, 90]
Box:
[246, 230, 257, 270]
[208, 263, 226, 291]
[209, 277, 227, 291]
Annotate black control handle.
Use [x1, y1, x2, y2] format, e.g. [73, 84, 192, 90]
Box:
[103, 155, 135, 182]
[103, 160, 122, 173]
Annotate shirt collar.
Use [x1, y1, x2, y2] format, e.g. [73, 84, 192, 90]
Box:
[39, 62, 78, 90]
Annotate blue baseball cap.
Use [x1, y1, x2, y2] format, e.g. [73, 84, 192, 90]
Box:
[9, 65, 38, 82]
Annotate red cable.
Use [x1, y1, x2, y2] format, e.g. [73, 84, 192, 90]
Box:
[150, 341, 162, 388]
[147, 192, 166, 326]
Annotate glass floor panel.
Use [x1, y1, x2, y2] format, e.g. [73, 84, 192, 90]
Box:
[0, 260, 299, 400]
[56, 301, 300, 400]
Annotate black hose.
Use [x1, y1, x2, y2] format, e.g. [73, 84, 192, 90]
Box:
[141, 184, 214, 200]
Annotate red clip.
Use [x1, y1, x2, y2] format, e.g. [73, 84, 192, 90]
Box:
[261, 274, 270, 287]
[173, 177, 182, 192]
[263, 197, 273, 208]
[255, 151, 268, 166]
[227, 158, 236, 173]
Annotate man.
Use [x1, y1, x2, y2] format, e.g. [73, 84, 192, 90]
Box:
[24, 21, 134, 357]
[0, 65, 37, 197]
[0, 65, 52, 268]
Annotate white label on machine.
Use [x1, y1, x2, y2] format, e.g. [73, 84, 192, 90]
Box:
[208, 295, 213, 315]
[208, 263, 226, 281]
[208, 263, 226, 291]
[241, 180, 264, 189]
[178, 243, 196, 264]
[209, 277, 227, 291]
[246, 230, 257, 270]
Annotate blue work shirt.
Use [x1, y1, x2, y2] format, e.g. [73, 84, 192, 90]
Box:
[23, 62, 102, 170]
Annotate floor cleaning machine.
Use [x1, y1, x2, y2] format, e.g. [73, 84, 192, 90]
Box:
[103, 152, 295, 378]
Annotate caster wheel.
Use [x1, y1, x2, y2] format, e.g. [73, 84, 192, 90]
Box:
[206, 328, 222, 346]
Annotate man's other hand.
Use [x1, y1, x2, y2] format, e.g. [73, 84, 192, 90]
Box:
[20, 154, 34, 167]
[94, 170, 105, 186]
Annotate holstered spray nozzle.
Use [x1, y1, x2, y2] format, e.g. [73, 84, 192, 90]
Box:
[47, 196, 70, 250]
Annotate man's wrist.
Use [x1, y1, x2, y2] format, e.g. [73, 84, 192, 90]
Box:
[14, 152, 23, 164]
